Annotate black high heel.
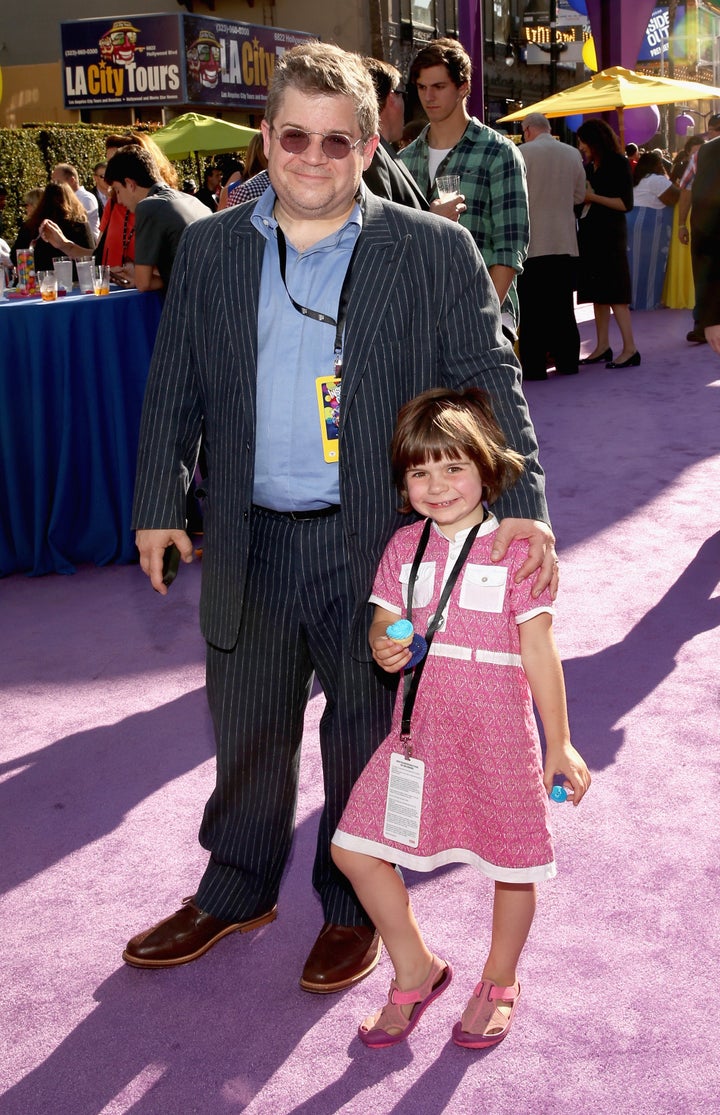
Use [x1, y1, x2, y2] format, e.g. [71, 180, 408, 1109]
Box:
[606, 352, 641, 369]
[579, 348, 612, 365]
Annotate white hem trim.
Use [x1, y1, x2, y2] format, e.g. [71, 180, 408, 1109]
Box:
[332, 829, 556, 883]
[516, 605, 554, 624]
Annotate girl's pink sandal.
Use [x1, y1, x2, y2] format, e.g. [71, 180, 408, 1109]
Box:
[452, 978, 520, 1049]
[359, 955, 453, 1049]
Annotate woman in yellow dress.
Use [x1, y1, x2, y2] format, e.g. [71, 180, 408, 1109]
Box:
[662, 137, 704, 309]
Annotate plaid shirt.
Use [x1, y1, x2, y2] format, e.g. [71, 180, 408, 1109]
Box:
[400, 118, 529, 324]
[227, 170, 270, 206]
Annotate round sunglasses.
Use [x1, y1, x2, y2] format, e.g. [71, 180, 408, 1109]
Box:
[273, 127, 366, 160]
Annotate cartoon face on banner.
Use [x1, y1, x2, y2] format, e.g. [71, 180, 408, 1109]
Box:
[99, 21, 143, 68]
[187, 31, 222, 89]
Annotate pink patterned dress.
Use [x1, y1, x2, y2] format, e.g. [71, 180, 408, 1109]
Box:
[333, 516, 557, 883]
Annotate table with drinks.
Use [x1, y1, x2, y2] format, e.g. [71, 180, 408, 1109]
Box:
[0, 255, 164, 576]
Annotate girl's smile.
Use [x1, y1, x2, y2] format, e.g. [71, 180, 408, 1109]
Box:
[405, 454, 485, 539]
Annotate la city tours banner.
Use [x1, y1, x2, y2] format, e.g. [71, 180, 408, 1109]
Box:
[61, 14, 314, 110]
[61, 15, 185, 107]
[183, 15, 314, 108]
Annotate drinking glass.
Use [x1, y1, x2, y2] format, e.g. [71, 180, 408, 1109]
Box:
[76, 258, 95, 294]
[93, 265, 111, 296]
[40, 273, 58, 302]
[53, 257, 74, 292]
[435, 174, 461, 202]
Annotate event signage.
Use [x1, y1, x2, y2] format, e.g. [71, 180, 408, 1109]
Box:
[637, 6, 686, 62]
[182, 15, 313, 108]
[60, 14, 314, 110]
[61, 15, 184, 107]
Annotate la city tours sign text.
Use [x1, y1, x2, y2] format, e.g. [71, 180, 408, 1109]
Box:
[61, 14, 314, 110]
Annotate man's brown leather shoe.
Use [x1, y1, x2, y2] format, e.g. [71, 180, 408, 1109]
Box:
[122, 897, 278, 968]
[299, 922, 382, 993]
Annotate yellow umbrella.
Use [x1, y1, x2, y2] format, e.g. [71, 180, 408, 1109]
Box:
[497, 66, 720, 145]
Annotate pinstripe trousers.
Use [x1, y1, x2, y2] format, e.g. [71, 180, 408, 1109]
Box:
[194, 506, 397, 926]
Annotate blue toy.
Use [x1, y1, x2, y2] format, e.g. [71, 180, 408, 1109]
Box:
[549, 785, 569, 803]
[386, 620, 428, 669]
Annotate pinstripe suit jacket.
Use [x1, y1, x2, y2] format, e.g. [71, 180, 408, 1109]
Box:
[132, 190, 548, 654]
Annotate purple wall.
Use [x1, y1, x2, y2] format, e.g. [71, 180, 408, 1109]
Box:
[585, 0, 659, 70]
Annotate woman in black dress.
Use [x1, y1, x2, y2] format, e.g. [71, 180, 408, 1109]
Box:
[12, 182, 93, 274]
[576, 119, 640, 369]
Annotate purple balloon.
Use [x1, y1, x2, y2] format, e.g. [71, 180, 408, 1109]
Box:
[675, 113, 695, 137]
[608, 104, 660, 146]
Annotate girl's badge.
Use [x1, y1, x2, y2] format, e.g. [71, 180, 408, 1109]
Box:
[315, 375, 341, 462]
[383, 753, 425, 848]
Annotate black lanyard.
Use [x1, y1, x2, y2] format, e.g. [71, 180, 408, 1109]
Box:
[275, 224, 360, 376]
[400, 513, 487, 750]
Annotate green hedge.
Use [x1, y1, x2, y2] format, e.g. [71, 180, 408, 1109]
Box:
[0, 123, 198, 242]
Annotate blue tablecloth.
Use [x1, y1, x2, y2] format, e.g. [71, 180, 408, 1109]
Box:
[0, 288, 164, 576]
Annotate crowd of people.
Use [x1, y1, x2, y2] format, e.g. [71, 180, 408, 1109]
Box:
[3, 36, 719, 1051]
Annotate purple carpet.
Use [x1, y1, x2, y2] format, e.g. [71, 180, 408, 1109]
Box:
[2, 306, 719, 1114]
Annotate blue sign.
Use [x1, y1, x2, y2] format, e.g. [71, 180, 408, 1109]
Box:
[61, 15, 185, 108]
[183, 16, 314, 109]
[637, 6, 686, 62]
[61, 14, 315, 110]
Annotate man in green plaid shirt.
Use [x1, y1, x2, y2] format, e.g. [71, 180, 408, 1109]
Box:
[400, 38, 529, 334]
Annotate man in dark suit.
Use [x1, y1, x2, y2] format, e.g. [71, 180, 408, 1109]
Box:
[362, 57, 428, 211]
[90, 162, 110, 216]
[125, 42, 557, 992]
[690, 132, 720, 354]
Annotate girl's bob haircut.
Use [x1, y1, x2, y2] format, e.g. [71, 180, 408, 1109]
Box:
[390, 387, 525, 513]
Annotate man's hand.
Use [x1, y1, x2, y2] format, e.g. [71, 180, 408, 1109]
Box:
[491, 517, 558, 598]
[110, 263, 136, 288]
[429, 193, 466, 223]
[705, 324, 720, 354]
[136, 528, 194, 595]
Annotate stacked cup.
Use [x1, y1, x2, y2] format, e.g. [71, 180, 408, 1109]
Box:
[76, 257, 95, 294]
[53, 257, 74, 293]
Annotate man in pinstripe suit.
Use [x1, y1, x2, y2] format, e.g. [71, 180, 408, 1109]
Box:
[123, 42, 557, 992]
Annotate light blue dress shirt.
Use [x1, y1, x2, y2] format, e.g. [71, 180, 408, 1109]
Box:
[250, 186, 363, 511]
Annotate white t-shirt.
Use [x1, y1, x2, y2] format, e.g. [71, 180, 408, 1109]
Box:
[75, 185, 100, 242]
[633, 173, 671, 210]
[428, 146, 453, 182]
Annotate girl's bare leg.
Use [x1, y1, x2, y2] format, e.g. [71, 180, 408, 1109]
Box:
[332, 845, 434, 1023]
[482, 880, 536, 987]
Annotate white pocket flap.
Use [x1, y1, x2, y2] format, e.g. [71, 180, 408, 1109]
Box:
[399, 561, 436, 608]
[459, 564, 508, 613]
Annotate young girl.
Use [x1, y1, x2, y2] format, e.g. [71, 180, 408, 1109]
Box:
[332, 387, 590, 1051]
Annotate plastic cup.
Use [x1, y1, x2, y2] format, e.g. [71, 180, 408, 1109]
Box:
[53, 257, 74, 292]
[93, 265, 110, 296]
[435, 174, 461, 202]
[40, 274, 58, 302]
[76, 258, 95, 294]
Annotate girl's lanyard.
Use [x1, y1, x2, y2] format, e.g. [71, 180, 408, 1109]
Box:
[275, 224, 359, 376]
[400, 513, 487, 759]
